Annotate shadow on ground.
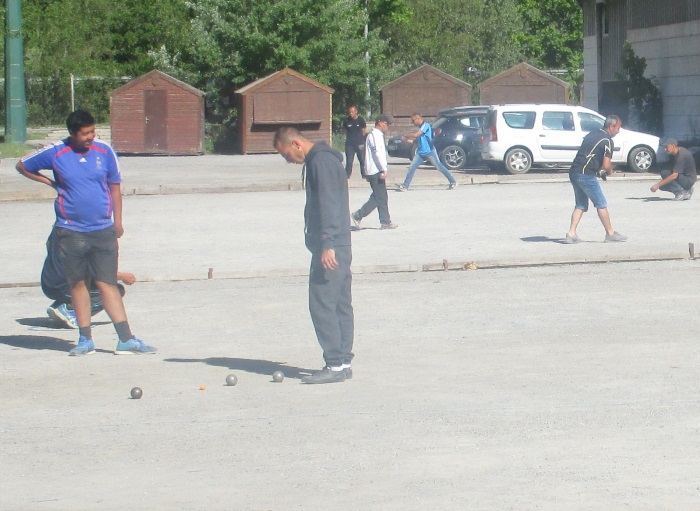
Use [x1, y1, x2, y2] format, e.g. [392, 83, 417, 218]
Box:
[164, 356, 314, 380]
[626, 196, 673, 202]
[521, 235, 571, 244]
[17, 317, 112, 329]
[0, 334, 74, 352]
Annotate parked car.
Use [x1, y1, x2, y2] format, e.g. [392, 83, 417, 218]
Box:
[480, 104, 661, 174]
[386, 106, 489, 170]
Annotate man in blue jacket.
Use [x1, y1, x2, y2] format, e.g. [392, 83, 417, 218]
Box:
[396, 112, 457, 191]
[273, 127, 354, 384]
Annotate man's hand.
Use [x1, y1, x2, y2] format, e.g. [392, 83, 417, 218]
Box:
[650, 183, 659, 192]
[320, 249, 338, 270]
[117, 272, 137, 285]
[379, 171, 387, 180]
[114, 223, 124, 238]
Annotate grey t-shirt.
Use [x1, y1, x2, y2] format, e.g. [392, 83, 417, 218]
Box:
[673, 147, 697, 184]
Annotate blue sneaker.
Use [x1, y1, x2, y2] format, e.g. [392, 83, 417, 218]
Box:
[115, 337, 157, 355]
[69, 336, 95, 356]
[47, 304, 78, 329]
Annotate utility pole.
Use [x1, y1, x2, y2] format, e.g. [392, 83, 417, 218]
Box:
[5, 0, 27, 143]
[365, 0, 371, 119]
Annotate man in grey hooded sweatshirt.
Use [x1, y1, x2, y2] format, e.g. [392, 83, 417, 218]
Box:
[273, 127, 354, 384]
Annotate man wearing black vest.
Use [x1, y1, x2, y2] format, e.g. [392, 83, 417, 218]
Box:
[342, 105, 366, 178]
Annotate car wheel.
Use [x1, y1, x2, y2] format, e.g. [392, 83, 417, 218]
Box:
[504, 148, 532, 174]
[628, 146, 655, 172]
[440, 145, 467, 170]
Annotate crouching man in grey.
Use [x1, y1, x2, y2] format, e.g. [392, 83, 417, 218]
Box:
[650, 138, 697, 201]
[273, 127, 354, 384]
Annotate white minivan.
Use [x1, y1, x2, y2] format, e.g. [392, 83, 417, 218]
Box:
[480, 104, 661, 174]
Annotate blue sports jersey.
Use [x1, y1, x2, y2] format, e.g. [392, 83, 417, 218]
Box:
[21, 139, 122, 232]
[416, 122, 433, 156]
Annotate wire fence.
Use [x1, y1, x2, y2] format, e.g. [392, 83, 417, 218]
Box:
[0, 75, 131, 127]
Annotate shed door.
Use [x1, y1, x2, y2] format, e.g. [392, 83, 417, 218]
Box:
[145, 90, 167, 151]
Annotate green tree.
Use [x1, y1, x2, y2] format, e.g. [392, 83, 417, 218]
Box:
[110, 0, 191, 76]
[380, 0, 524, 100]
[158, 0, 395, 148]
[21, 0, 116, 123]
[514, 0, 583, 82]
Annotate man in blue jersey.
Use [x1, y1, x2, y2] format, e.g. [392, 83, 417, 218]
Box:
[396, 112, 457, 191]
[16, 110, 156, 356]
[565, 114, 627, 244]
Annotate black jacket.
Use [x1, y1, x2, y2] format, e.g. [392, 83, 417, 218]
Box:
[304, 141, 351, 252]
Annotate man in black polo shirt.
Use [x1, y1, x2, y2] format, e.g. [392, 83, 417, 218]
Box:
[565, 114, 627, 243]
[342, 105, 366, 178]
[650, 138, 697, 200]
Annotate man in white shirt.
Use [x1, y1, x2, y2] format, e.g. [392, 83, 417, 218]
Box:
[351, 115, 398, 230]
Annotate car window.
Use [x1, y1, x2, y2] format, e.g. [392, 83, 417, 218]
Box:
[542, 111, 575, 131]
[578, 112, 604, 132]
[502, 111, 536, 129]
[433, 118, 447, 129]
[459, 116, 482, 128]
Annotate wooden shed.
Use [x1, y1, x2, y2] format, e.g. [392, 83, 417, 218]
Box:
[109, 70, 205, 155]
[235, 68, 334, 154]
[380, 64, 472, 131]
[479, 63, 569, 105]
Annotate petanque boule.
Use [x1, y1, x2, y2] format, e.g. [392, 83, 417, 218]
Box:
[130, 387, 143, 399]
[225, 374, 238, 386]
[272, 371, 284, 383]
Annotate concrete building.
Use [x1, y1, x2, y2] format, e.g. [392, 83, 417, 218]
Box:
[581, 0, 700, 140]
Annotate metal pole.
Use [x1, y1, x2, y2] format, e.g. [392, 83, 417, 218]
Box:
[365, 0, 371, 119]
[5, 0, 27, 143]
[70, 74, 75, 111]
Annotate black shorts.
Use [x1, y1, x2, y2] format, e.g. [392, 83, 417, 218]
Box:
[56, 226, 118, 286]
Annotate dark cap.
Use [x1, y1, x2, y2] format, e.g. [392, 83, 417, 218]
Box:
[376, 114, 393, 125]
[662, 137, 678, 147]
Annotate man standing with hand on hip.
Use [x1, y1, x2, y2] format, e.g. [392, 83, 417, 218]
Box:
[16, 110, 156, 356]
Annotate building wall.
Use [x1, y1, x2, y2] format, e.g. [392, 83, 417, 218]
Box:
[111, 81, 204, 155]
[627, 19, 700, 140]
[582, 35, 599, 111]
[381, 69, 472, 132]
[238, 74, 332, 154]
[479, 69, 568, 105]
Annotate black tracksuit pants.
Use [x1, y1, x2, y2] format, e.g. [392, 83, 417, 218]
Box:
[308, 245, 354, 367]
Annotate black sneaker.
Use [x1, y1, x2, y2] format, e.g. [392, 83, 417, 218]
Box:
[302, 367, 346, 384]
[351, 212, 362, 229]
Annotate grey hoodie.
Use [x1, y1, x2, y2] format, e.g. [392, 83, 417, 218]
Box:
[303, 141, 351, 252]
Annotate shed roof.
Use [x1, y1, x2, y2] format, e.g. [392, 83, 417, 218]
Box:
[380, 64, 472, 91]
[236, 68, 334, 95]
[109, 69, 205, 97]
[479, 62, 569, 88]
